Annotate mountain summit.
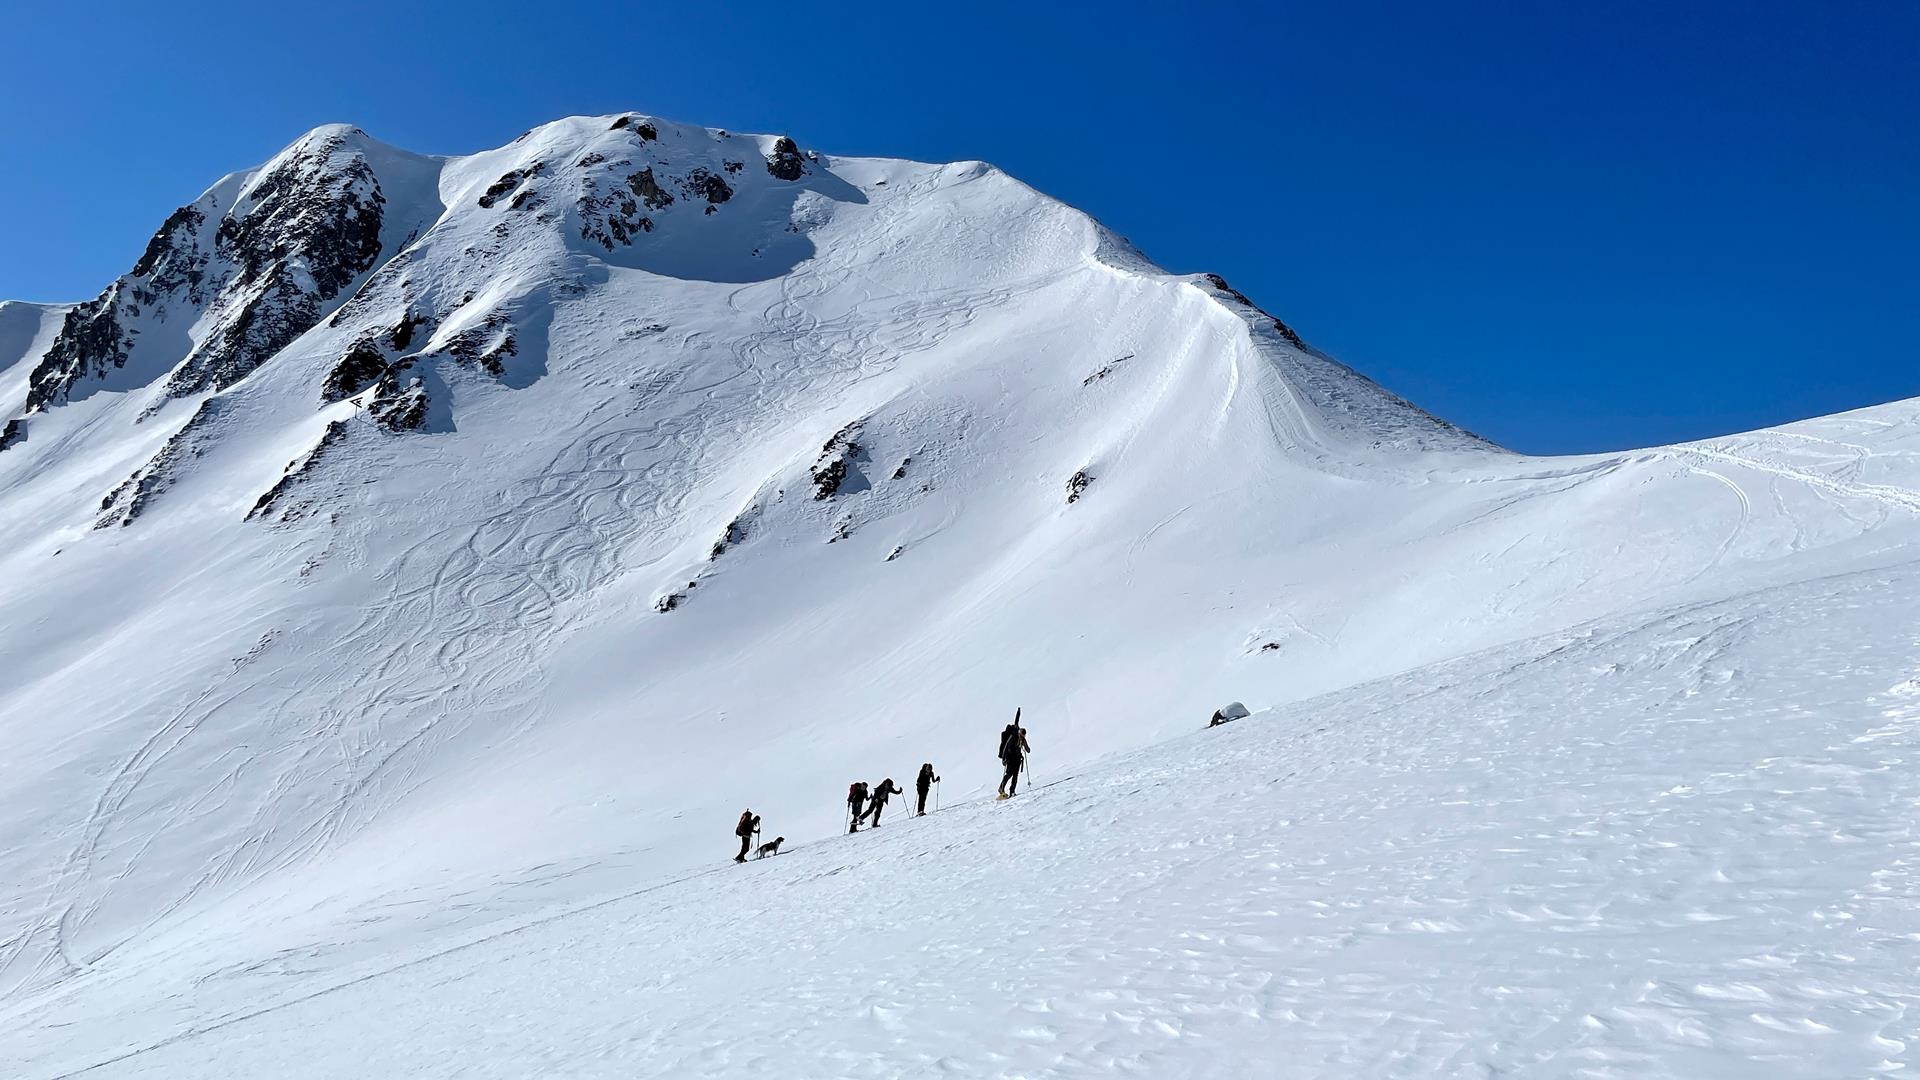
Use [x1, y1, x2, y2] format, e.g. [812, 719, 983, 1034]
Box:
[3, 115, 1918, 1076]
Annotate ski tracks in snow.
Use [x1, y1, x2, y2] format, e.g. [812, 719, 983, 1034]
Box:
[5, 166, 1089, 1016]
[29, 565, 1920, 1079]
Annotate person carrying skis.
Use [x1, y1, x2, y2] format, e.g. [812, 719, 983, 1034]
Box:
[847, 780, 870, 833]
[915, 762, 940, 816]
[997, 709, 1030, 799]
[733, 808, 760, 863]
[862, 778, 903, 826]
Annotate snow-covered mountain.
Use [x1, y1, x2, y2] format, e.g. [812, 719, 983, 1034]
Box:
[2, 114, 1916, 1077]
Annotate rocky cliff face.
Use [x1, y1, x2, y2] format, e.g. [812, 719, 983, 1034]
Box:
[26, 127, 397, 413]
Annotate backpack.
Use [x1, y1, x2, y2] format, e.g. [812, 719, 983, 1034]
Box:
[999, 725, 1022, 761]
[735, 812, 755, 837]
[848, 781, 868, 803]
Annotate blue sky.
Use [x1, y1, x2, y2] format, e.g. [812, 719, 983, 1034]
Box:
[1, 1, 1913, 453]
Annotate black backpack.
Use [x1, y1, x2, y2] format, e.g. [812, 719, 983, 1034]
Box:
[999, 725, 1022, 760]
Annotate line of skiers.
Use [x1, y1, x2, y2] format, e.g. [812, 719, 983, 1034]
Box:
[734, 711, 1031, 861]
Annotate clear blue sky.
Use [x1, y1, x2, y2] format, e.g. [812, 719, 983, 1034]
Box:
[2, 1, 1913, 453]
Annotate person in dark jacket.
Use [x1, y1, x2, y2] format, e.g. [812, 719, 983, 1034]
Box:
[847, 781, 869, 833]
[915, 762, 940, 816]
[733, 809, 760, 863]
[997, 710, 1030, 799]
[862, 778, 903, 826]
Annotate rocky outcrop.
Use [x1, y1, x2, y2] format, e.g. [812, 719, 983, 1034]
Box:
[629, 167, 674, 210]
[30, 127, 391, 412]
[709, 514, 751, 560]
[0, 418, 23, 452]
[368, 376, 429, 432]
[681, 168, 733, 206]
[1082, 354, 1133, 386]
[1066, 469, 1092, 504]
[1204, 273, 1306, 350]
[478, 163, 545, 209]
[765, 137, 807, 181]
[95, 398, 228, 528]
[322, 338, 393, 403]
[443, 312, 516, 377]
[160, 132, 388, 400]
[812, 422, 865, 500]
[248, 419, 350, 522]
[609, 115, 658, 140]
[578, 167, 666, 250]
[26, 199, 218, 411]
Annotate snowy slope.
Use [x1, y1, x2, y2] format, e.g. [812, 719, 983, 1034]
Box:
[0, 300, 69, 443]
[11, 561, 1919, 1078]
[2, 113, 1918, 1077]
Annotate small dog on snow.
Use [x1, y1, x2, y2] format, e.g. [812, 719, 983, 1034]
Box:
[755, 836, 785, 858]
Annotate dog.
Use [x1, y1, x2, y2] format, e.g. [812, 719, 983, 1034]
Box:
[755, 836, 785, 858]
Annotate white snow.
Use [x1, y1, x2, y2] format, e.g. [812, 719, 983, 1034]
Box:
[2, 113, 1917, 1077]
[0, 299, 69, 414]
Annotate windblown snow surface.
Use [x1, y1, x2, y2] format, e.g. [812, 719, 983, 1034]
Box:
[1, 114, 1916, 1078]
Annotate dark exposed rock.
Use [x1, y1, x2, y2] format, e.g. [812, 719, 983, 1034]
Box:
[158, 130, 390, 400]
[628, 167, 674, 210]
[0, 418, 23, 452]
[1066, 469, 1092, 504]
[322, 338, 392, 402]
[709, 515, 751, 560]
[390, 310, 430, 351]
[1268, 315, 1307, 350]
[96, 398, 228, 528]
[368, 376, 429, 432]
[26, 199, 216, 412]
[578, 168, 666, 250]
[766, 136, 807, 181]
[682, 168, 733, 205]
[508, 187, 542, 211]
[890, 456, 911, 480]
[1082, 354, 1134, 386]
[29, 300, 123, 412]
[1204, 273, 1306, 349]
[813, 458, 848, 500]
[611, 116, 658, 140]
[247, 419, 350, 521]
[722, 160, 744, 175]
[812, 422, 864, 500]
[443, 312, 516, 377]
[478, 163, 545, 209]
[1204, 273, 1253, 306]
[473, 336, 514, 377]
[575, 151, 607, 169]
[130, 204, 210, 285]
[654, 592, 683, 613]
